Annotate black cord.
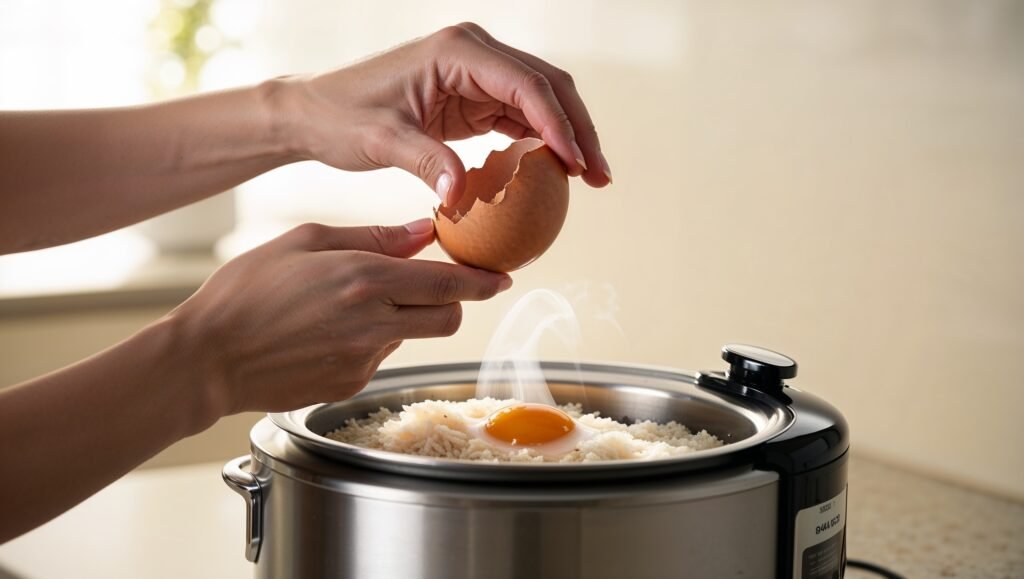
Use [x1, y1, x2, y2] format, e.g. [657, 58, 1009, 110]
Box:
[847, 558, 905, 579]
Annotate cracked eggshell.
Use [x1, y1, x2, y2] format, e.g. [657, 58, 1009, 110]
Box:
[434, 138, 569, 273]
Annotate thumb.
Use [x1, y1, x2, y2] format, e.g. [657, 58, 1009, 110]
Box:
[295, 219, 436, 258]
[385, 130, 467, 207]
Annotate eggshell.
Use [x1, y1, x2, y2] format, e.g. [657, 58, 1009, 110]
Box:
[435, 138, 569, 273]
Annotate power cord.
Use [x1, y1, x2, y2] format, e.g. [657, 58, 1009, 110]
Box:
[847, 558, 905, 579]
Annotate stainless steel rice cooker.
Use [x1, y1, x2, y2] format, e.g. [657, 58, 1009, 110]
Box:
[223, 344, 849, 579]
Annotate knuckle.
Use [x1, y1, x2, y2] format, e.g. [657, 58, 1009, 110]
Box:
[432, 270, 462, 304]
[478, 278, 501, 300]
[340, 250, 375, 277]
[523, 71, 553, 95]
[414, 151, 442, 182]
[436, 24, 476, 45]
[289, 222, 325, 244]
[341, 275, 377, 303]
[556, 68, 576, 89]
[555, 110, 573, 131]
[440, 304, 463, 337]
[367, 225, 399, 253]
[455, 21, 489, 39]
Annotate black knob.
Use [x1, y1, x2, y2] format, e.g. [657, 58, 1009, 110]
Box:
[722, 344, 797, 390]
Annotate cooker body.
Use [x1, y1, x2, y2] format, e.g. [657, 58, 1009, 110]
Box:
[222, 354, 849, 579]
[244, 428, 781, 579]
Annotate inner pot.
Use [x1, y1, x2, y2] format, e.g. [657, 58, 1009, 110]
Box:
[269, 361, 794, 482]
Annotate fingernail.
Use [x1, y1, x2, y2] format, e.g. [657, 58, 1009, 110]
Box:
[598, 150, 613, 184]
[497, 276, 513, 293]
[570, 141, 587, 171]
[403, 218, 435, 235]
[435, 173, 452, 205]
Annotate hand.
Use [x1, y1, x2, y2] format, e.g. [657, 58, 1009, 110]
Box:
[171, 218, 511, 419]
[276, 22, 612, 206]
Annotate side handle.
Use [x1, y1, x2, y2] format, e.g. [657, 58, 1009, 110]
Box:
[222, 455, 263, 563]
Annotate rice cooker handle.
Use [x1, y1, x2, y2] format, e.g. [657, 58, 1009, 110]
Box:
[222, 455, 264, 563]
[722, 344, 797, 392]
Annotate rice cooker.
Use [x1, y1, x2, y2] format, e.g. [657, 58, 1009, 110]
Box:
[223, 344, 849, 579]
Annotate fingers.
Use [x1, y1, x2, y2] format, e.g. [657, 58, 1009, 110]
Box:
[492, 117, 540, 141]
[348, 261, 508, 346]
[433, 25, 585, 178]
[354, 261, 511, 344]
[458, 23, 612, 187]
[277, 221, 512, 307]
[285, 220, 435, 257]
[378, 259, 512, 306]
[388, 304, 464, 339]
[376, 128, 468, 206]
[448, 23, 611, 185]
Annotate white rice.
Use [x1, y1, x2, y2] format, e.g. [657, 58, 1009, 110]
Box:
[325, 398, 723, 463]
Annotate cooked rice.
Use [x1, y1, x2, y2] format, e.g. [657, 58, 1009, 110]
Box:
[325, 398, 723, 463]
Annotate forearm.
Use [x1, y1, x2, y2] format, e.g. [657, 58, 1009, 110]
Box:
[0, 79, 303, 254]
[0, 312, 220, 543]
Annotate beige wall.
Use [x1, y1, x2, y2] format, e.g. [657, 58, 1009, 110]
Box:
[1, 1, 1022, 499]
[396, 1, 1024, 498]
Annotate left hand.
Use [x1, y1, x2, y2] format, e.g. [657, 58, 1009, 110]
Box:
[273, 22, 612, 206]
[172, 219, 512, 418]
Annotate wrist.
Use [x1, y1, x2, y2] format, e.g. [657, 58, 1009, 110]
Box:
[257, 75, 314, 163]
[153, 308, 232, 436]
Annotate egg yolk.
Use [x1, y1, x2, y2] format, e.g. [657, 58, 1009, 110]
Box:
[484, 404, 575, 446]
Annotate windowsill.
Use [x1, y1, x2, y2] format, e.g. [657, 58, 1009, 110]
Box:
[0, 252, 221, 318]
[0, 222, 299, 319]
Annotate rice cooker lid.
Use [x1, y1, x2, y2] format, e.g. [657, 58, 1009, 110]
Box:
[263, 345, 807, 483]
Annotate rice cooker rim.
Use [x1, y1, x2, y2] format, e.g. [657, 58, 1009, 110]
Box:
[264, 361, 796, 483]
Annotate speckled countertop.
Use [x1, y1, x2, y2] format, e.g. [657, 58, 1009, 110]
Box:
[0, 455, 1020, 578]
[846, 458, 1024, 579]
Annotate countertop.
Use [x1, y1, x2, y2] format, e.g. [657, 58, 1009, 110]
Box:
[0, 455, 1020, 579]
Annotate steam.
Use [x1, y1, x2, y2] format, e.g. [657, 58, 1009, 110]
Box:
[558, 281, 624, 336]
[475, 289, 582, 404]
[475, 283, 624, 405]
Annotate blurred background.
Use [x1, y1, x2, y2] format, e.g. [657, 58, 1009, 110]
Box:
[0, 0, 1021, 508]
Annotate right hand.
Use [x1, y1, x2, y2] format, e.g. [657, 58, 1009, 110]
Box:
[275, 23, 612, 206]
[171, 218, 511, 422]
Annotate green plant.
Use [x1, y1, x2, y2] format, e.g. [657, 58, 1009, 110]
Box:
[149, 0, 220, 96]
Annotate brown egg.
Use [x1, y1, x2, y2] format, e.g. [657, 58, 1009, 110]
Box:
[434, 138, 569, 273]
